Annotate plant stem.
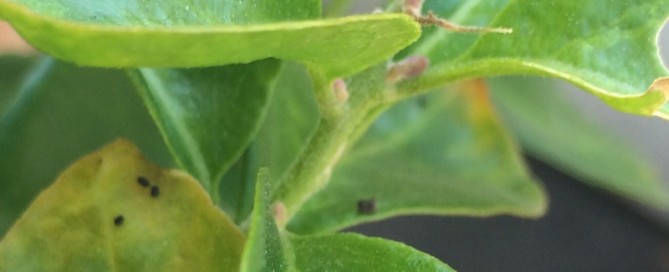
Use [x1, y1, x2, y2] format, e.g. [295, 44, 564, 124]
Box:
[273, 67, 388, 222]
[392, 60, 511, 102]
[273, 117, 350, 220]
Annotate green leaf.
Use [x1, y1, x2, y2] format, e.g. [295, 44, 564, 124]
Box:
[129, 60, 280, 200]
[288, 83, 547, 234]
[218, 149, 258, 224]
[272, 62, 394, 219]
[489, 77, 669, 208]
[219, 62, 319, 223]
[402, 0, 669, 116]
[0, 140, 245, 271]
[0, 0, 420, 78]
[240, 169, 290, 272]
[254, 63, 320, 187]
[290, 233, 455, 272]
[240, 168, 454, 272]
[0, 55, 35, 117]
[0, 57, 171, 236]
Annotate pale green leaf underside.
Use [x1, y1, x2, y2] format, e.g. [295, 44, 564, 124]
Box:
[0, 140, 245, 272]
[405, 0, 669, 117]
[489, 77, 669, 209]
[289, 86, 546, 234]
[290, 233, 455, 272]
[0, 0, 420, 78]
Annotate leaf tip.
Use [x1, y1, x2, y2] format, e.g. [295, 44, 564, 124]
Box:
[650, 77, 669, 118]
[650, 76, 669, 92]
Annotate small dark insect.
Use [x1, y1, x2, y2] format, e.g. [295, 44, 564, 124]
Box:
[357, 198, 376, 215]
[114, 215, 124, 226]
[150, 185, 160, 198]
[137, 176, 150, 187]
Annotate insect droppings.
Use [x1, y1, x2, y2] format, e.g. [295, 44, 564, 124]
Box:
[357, 198, 376, 215]
[137, 176, 150, 187]
[150, 185, 160, 198]
[114, 215, 124, 226]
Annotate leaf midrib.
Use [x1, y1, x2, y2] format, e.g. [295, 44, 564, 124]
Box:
[0, 2, 408, 33]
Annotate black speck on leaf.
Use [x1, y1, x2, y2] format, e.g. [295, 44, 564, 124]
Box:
[114, 215, 124, 226]
[137, 176, 150, 187]
[150, 186, 160, 198]
[357, 198, 376, 215]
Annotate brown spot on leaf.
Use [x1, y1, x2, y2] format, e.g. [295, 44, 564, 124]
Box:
[357, 198, 376, 215]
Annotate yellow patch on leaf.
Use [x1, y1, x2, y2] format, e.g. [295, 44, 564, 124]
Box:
[0, 139, 244, 271]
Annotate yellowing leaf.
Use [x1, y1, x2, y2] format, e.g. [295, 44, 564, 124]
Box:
[0, 139, 244, 272]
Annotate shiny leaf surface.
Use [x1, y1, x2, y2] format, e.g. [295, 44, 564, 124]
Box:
[130, 60, 280, 198]
[402, 0, 669, 117]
